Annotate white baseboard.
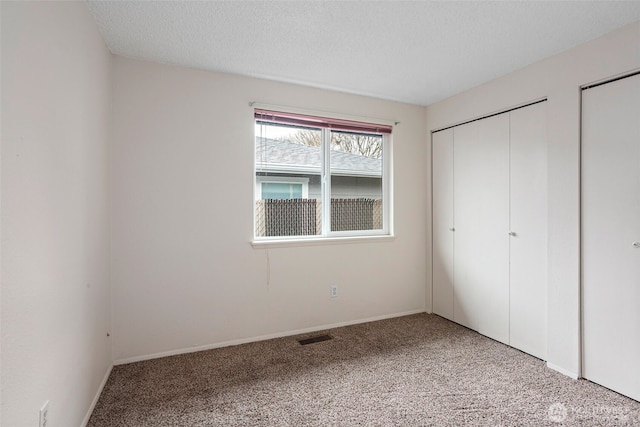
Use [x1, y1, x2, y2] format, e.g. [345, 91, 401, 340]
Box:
[547, 362, 579, 380]
[114, 309, 426, 365]
[81, 363, 113, 427]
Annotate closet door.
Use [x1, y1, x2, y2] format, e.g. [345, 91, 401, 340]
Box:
[454, 114, 510, 344]
[582, 73, 640, 401]
[509, 103, 548, 360]
[432, 129, 454, 320]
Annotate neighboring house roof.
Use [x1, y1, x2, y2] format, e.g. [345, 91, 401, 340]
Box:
[255, 137, 382, 178]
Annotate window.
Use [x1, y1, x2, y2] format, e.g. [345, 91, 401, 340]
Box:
[256, 176, 309, 199]
[254, 108, 392, 240]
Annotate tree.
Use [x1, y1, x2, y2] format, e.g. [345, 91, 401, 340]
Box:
[283, 129, 382, 159]
[289, 128, 321, 147]
[331, 132, 382, 159]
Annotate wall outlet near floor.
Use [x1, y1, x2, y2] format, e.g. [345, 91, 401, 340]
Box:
[330, 285, 338, 298]
[39, 400, 49, 427]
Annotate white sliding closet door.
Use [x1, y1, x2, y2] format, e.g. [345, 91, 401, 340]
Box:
[582, 73, 640, 401]
[454, 114, 510, 344]
[432, 129, 455, 320]
[509, 102, 548, 360]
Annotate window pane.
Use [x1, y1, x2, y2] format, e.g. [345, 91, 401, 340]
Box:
[330, 131, 383, 232]
[261, 183, 303, 199]
[255, 122, 321, 237]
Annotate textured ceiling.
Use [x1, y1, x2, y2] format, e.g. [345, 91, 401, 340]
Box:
[86, 1, 640, 106]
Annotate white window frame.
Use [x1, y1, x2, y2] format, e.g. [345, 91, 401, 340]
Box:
[252, 106, 394, 244]
[255, 176, 309, 199]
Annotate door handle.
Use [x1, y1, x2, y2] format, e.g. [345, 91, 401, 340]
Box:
[508, 231, 516, 236]
[633, 241, 640, 248]
[449, 228, 455, 232]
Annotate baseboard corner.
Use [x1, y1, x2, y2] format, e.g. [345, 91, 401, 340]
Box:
[81, 363, 113, 427]
[547, 362, 579, 380]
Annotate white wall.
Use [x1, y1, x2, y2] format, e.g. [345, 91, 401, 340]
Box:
[111, 57, 428, 363]
[1, 2, 112, 426]
[426, 21, 640, 377]
[0, 1, 4, 421]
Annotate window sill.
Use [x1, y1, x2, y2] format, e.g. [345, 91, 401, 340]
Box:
[251, 234, 395, 249]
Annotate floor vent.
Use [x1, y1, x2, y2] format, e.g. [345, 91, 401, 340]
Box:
[298, 334, 332, 345]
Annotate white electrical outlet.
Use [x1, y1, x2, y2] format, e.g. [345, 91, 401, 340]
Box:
[330, 285, 338, 298]
[39, 401, 49, 427]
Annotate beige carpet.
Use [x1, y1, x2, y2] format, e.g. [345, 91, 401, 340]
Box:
[88, 314, 639, 426]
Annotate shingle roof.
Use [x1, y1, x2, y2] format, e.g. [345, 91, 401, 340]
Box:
[255, 137, 382, 178]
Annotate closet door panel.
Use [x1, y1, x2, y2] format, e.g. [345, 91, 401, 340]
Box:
[509, 103, 548, 360]
[432, 129, 455, 320]
[452, 121, 478, 331]
[582, 73, 640, 401]
[454, 114, 510, 343]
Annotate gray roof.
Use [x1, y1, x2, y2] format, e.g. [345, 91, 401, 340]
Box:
[256, 137, 382, 178]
